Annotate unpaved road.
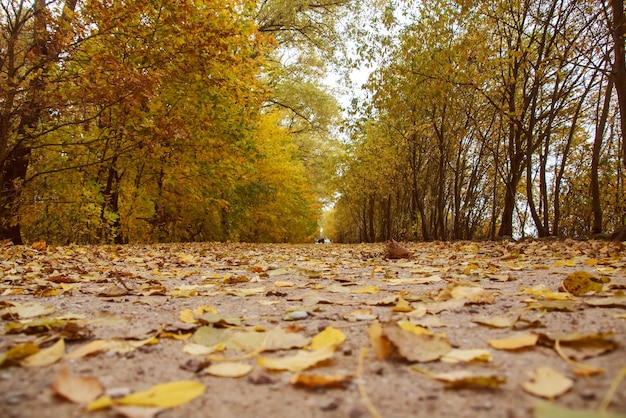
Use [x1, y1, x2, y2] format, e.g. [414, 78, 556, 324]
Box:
[1, 240, 625, 418]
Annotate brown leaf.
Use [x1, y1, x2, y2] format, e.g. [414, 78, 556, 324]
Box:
[382, 321, 451, 362]
[51, 367, 103, 404]
[384, 240, 411, 259]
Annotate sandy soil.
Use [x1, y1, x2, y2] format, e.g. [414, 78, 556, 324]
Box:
[1, 240, 625, 418]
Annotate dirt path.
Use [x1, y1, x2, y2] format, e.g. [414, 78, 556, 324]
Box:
[1, 240, 625, 418]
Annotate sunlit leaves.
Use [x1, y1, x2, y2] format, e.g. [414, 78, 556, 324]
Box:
[88, 380, 205, 411]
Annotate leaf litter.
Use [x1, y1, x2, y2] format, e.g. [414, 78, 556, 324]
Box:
[0, 240, 625, 417]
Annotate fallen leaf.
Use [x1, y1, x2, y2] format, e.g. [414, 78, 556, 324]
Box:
[397, 321, 432, 335]
[524, 286, 573, 300]
[561, 271, 606, 295]
[451, 285, 495, 304]
[112, 405, 164, 418]
[554, 259, 576, 267]
[385, 276, 442, 285]
[472, 316, 515, 328]
[414, 368, 506, 389]
[522, 366, 573, 398]
[51, 367, 103, 404]
[65, 336, 157, 359]
[351, 285, 380, 294]
[202, 362, 253, 378]
[392, 295, 413, 312]
[441, 348, 492, 363]
[0, 302, 55, 319]
[289, 373, 352, 388]
[385, 240, 411, 259]
[88, 380, 205, 411]
[382, 321, 451, 362]
[585, 294, 626, 308]
[308, 326, 346, 350]
[488, 333, 538, 350]
[21, 338, 65, 367]
[368, 322, 393, 360]
[257, 345, 336, 372]
[0, 342, 38, 366]
[183, 343, 224, 356]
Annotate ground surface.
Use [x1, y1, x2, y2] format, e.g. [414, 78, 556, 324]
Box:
[1, 240, 625, 418]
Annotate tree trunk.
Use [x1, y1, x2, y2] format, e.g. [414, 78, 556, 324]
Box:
[610, 0, 626, 169]
[0, 147, 31, 244]
[591, 78, 613, 234]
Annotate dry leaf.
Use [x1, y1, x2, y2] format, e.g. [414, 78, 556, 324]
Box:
[51, 367, 103, 404]
[368, 322, 393, 360]
[88, 380, 205, 411]
[351, 285, 380, 294]
[472, 316, 514, 328]
[392, 295, 413, 312]
[308, 326, 346, 350]
[290, 373, 352, 388]
[561, 271, 606, 295]
[257, 345, 336, 372]
[384, 240, 411, 259]
[521, 366, 572, 398]
[202, 362, 253, 378]
[488, 333, 538, 350]
[21, 338, 65, 367]
[441, 348, 492, 363]
[382, 321, 451, 362]
[415, 368, 506, 389]
[450, 285, 495, 304]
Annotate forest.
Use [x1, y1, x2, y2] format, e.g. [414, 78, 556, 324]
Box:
[1, 0, 626, 245]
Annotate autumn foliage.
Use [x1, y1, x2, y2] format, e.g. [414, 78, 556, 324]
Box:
[0, 0, 338, 245]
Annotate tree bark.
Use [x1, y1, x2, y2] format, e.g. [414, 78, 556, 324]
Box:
[610, 0, 626, 168]
[591, 78, 613, 234]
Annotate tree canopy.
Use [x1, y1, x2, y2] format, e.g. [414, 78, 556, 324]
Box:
[2, 0, 625, 244]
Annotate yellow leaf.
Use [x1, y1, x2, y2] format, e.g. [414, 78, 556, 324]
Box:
[100, 380, 205, 409]
[65, 336, 156, 359]
[383, 321, 451, 362]
[561, 271, 606, 296]
[488, 333, 538, 350]
[0, 301, 55, 319]
[397, 321, 432, 335]
[87, 395, 114, 411]
[290, 373, 352, 387]
[308, 326, 345, 350]
[392, 295, 413, 312]
[0, 342, 39, 366]
[451, 286, 495, 304]
[179, 309, 197, 324]
[21, 339, 65, 367]
[258, 346, 336, 372]
[524, 286, 572, 300]
[416, 368, 506, 388]
[159, 331, 191, 340]
[367, 321, 393, 360]
[522, 367, 573, 398]
[554, 259, 576, 267]
[273, 281, 294, 287]
[202, 362, 252, 378]
[193, 305, 218, 315]
[441, 348, 492, 363]
[472, 316, 514, 328]
[183, 343, 224, 356]
[51, 367, 103, 404]
[351, 285, 380, 294]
